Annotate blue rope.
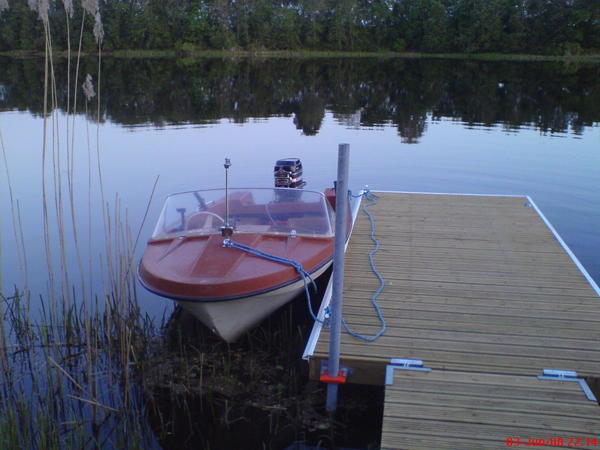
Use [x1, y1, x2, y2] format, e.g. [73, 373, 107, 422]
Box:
[222, 188, 386, 341]
[341, 189, 387, 342]
[222, 239, 326, 324]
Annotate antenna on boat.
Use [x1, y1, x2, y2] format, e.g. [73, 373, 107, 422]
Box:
[221, 158, 234, 238]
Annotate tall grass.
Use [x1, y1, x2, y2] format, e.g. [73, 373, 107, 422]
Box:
[0, 285, 162, 448]
[0, 1, 163, 448]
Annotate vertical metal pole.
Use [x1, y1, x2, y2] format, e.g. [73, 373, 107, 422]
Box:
[326, 143, 350, 412]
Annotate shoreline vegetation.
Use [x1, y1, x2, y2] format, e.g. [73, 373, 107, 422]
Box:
[2, 48, 600, 63]
[0, 283, 383, 448]
[1, 1, 599, 58]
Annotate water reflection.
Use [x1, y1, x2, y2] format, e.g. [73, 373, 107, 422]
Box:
[1, 57, 598, 142]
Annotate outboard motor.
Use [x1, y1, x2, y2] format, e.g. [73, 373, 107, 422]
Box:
[274, 158, 306, 189]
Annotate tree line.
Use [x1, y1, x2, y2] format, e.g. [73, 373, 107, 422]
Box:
[1, 56, 598, 141]
[0, 0, 599, 55]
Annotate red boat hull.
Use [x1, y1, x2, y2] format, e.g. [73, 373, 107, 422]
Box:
[139, 233, 333, 301]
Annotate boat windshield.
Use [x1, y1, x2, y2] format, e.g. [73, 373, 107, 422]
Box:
[151, 188, 334, 239]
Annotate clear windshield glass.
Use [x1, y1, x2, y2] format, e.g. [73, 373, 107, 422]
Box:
[152, 188, 334, 239]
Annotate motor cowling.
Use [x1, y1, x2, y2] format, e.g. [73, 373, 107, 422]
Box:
[274, 158, 306, 189]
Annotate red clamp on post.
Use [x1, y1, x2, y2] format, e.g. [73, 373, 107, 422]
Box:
[319, 370, 347, 384]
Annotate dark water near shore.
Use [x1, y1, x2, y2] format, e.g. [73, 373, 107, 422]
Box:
[0, 56, 599, 315]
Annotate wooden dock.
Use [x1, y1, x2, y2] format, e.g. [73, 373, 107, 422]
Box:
[304, 192, 600, 448]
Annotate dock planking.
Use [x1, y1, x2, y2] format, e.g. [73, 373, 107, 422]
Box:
[304, 192, 600, 446]
[381, 370, 599, 449]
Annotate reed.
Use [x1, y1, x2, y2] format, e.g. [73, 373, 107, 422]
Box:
[0, 287, 162, 448]
[0, 1, 163, 448]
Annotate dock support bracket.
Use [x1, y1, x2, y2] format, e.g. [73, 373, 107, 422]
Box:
[537, 369, 597, 402]
[385, 358, 431, 385]
[320, 359, 352, 384]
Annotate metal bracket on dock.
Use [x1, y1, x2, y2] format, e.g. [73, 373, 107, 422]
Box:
[319, 360, 352, 384]
[385, 358, 431, 385]
[537, 369, 597, 402]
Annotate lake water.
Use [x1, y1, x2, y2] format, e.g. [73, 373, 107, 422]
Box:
[0, 56, 599, 319]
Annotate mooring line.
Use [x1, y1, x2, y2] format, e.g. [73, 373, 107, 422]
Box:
[222, 239, 325, 324]
[224, 188, 386, 341]
[342, 189, 386, 341]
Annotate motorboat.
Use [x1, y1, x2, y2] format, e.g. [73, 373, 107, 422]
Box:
[138, 158, 345, 342]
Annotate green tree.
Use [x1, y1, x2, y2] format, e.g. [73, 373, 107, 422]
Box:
[496, 0, 526, 53]
[300, 0, 325, 48]
[248, 0, 275, 48]
[208, 0, 235, 49]
[363, 0, 395, 50]
[231, 0, 250, 47]
[574, 0, 600, 51]
[0, 0, 44, 51]
[402, 0, 450, 52]
[271, 4, 301, 49]
[325, 0, 361, 50]
[452, 0, 503, 53]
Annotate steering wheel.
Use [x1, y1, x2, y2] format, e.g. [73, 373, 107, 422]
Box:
[188, 211, 226, 229]
[196, 211, 225, 222]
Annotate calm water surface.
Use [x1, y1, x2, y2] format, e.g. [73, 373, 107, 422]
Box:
[0, 57, 598, 318]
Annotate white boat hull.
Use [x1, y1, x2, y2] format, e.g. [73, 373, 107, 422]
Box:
[176, 261, 332, 342]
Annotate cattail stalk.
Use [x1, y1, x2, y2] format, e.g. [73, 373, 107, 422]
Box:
[63, 0, 87, 309]
[41, 12, 56, 310]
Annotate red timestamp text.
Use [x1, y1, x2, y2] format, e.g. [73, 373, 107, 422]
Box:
[506, 437, 598, 447]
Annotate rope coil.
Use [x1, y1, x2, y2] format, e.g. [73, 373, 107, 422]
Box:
[342, 189, 386, 342]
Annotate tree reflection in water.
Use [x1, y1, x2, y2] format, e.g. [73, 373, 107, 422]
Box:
[0, 57, 598, 142]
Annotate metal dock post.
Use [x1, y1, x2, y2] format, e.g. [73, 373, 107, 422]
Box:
[326, 143, 350, 412]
